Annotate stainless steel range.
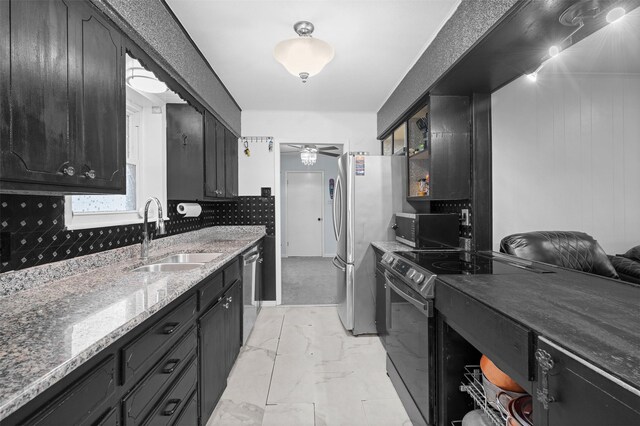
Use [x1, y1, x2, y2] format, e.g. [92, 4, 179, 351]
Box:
[379, 249, 537, 426]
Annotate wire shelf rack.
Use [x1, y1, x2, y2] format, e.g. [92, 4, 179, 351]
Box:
[458, 365, 504, 426]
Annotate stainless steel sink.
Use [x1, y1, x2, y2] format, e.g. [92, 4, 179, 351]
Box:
[160, 253, 222, 264]
[132, 263, 204, 273]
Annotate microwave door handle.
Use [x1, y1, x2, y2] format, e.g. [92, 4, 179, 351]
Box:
[384, 273, 431, 314]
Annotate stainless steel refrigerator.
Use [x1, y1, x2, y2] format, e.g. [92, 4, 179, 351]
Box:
[332, 153, 408, 335]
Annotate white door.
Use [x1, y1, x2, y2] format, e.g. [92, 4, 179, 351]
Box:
[286, 172, 323, 256]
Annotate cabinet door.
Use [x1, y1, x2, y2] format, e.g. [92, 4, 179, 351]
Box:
[199, 299, 228, 422]
[215, 120, 226, 198]
[225, 280, 242, 373]
[204, 111, 219, 198]
[535, 338, 640, 426]
[224, 128, 238, 198]
[72, 1, 125, 192]
[166, 104, 204, 201]
[0, 0, 76, 188]
[375, 266, 387, 345]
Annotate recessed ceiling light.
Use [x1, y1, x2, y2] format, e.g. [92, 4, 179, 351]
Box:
[548, 45, 560, 58]
[526, 72, 538, 82]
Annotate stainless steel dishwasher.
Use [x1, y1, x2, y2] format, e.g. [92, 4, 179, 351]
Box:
[242, 243, 263, 344]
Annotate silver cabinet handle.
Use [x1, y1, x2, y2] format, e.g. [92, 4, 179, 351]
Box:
[223, 303, 229, 309]
[85, 169, 96, 179]
[63, 166, 75, 176]
[227, 296, 233, 302]
[535, 349, 556, 410]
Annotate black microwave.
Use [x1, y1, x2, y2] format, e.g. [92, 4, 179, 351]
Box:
[393, 213, 459, 248]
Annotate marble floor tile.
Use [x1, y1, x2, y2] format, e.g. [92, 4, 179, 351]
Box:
[314, 397, 369, 426]
[261, 403, 315, 426]
[362, 398, 413, 426]
[206, 305, 411, 426]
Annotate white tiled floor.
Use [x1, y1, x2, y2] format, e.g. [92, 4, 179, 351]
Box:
[207, 306, 412, 425]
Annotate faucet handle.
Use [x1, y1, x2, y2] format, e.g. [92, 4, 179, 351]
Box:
[157, 219, 166, 235]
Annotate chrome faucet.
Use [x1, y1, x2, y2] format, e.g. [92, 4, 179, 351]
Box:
[141, 197, 166, 260]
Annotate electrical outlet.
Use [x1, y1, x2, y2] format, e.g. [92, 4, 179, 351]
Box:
[461, 209, 470, 226]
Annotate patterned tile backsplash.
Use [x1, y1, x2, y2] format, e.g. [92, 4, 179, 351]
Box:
[0, 194, 275, 273]
[430, 199, 472, 238]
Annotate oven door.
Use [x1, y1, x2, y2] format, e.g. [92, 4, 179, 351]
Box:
[384, 271, 434, 425]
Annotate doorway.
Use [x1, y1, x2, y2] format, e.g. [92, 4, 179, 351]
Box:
[285, 171, 323, 256]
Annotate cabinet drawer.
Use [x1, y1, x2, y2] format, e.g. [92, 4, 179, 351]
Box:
[199, 272, 224, 311]
[224, 259, 240, 286]
[26, 356, 116, 426]
[436, 282, 533, 389]
[142, 358, 197, 426]
[173, 390, 197, 426]
[122, 294, 197, 385]
[123, 327, 197, 425]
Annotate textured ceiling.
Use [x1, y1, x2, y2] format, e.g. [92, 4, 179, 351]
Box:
[166, 0, 460, 112]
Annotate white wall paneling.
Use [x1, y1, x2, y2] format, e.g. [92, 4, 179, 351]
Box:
[492, 73, 640, 254]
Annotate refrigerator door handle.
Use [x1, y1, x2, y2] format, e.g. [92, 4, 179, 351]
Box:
[333, 175, 342, 241]
[332, 256, 346, 271]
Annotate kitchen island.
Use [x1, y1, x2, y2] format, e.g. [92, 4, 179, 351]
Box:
[0, 226, 265, 423]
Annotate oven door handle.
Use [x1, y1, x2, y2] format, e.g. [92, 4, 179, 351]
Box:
[384, 272, 432, 316]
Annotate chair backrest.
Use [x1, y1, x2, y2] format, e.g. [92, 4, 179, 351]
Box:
[500, 231, 619, 278]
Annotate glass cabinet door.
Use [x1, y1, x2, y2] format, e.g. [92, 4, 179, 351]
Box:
[407, 104, 430, 198]
[393, 123, 406, 155]
[382, 135, 393, 155]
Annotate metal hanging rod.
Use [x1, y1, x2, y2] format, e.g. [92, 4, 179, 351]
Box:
[238, 136, 274, 152]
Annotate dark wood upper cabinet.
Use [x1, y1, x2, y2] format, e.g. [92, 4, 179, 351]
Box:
[224, 128, 238, 198]
[73, 1, 125, 190]
[215, 119, 227, 198]
[406, 95, 470, 200]
[204, 111, 219, 198]
[0, 0, 125, 194]
[166, 104, 204, 201]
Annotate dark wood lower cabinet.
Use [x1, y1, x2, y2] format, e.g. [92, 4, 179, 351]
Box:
[534, 338, 640, 426]
[2, 256, 245, 426]
[199, 280, 243, 422]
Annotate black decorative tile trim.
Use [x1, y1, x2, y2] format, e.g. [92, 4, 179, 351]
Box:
[0, 194, 275, 273]
[430, 199, 472, 239]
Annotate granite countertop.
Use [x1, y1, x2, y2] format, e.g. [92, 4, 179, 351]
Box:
[371, 241, 414, 253]
[437, 267, 640, 391]
[0, 226, 265, 421]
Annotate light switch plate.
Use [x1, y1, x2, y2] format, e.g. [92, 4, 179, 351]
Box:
[461, 209, 470, 226]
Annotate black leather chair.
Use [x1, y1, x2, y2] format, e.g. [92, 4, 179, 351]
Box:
[609, 245, 640, 284]
[500, 231, 619, 279]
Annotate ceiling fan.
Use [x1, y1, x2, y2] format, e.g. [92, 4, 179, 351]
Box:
[285, 144, 341, 157]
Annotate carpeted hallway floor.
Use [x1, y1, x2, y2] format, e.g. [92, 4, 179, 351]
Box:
[281, 257, 338, 305]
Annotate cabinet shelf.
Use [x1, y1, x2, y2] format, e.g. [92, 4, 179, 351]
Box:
[409, 149, 430, 160]
[458, 365, 503, 426]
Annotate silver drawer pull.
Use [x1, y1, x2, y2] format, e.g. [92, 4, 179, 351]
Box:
[63, 166, 75, 176]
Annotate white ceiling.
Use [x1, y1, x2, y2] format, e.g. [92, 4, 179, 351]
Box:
[166, 0, 460, 112]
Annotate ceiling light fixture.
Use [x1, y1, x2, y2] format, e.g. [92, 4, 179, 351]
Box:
[548, 45, 561, 58]
[274, 21, 335, 83]
[606, 7, 626, 24]
[300, 146, 318, 166]
[126, 66, 167, 94]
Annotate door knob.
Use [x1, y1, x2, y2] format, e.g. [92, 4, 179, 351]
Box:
[317, 218, 321, 221]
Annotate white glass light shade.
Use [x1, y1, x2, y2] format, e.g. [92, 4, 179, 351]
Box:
[126, 67, 167, 94]
[274, 37, 335, 79]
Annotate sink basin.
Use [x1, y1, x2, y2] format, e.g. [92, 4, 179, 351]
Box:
[160, 253, 222, 264]
[133, 263, 204, 273]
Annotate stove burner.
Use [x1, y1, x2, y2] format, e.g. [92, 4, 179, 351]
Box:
[430, 260, 481, 273]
